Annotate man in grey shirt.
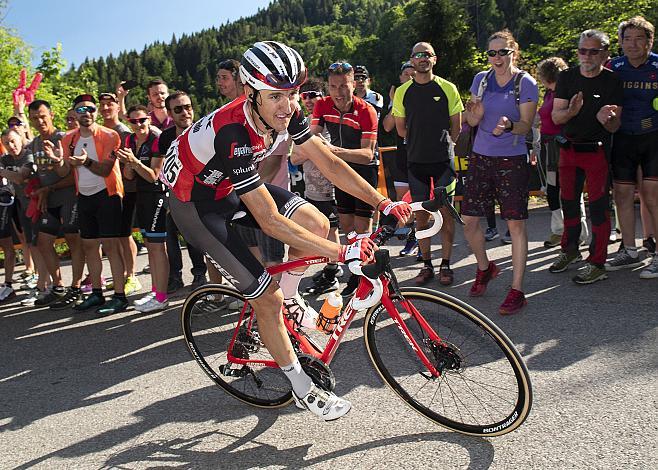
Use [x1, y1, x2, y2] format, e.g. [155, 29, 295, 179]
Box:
[27, 99, 85, 309]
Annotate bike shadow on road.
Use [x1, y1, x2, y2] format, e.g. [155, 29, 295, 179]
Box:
[13, 384, 495, 469]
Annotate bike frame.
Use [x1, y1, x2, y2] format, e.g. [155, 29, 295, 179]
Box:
[225, 255, 445, 378]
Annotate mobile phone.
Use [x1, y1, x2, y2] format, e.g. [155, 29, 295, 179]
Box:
[121, 79, 138, 91]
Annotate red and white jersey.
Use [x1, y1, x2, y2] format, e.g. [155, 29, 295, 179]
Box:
[162, 95, 311, 202]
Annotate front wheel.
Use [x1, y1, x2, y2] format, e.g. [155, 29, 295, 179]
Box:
[363, 288, 532, 436]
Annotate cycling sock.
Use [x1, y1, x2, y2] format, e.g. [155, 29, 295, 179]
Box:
[440, 259, 450, 267]
[113, 293, 127, 301]
[92, 288, 103, 296]
[281, 358, 313, 397]
[155, 292, 168, 303]
[423, 259, 433, 269]
[280, 270, 305, 299]
[152, 285, 157, 293]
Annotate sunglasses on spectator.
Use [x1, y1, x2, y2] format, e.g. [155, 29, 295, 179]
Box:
[128, 117, 149, 125]
[301, 91, 323, 99]
[411, 51, 436, 59]
[75, 105, 97, 114]
[486, 48, 514, 57]
[577, 47, 606, 56]
[354, 75, 368, 81]
[173, 104, 193, 114]
[8, 121, 24, 127]
[328, 62, 353, 73]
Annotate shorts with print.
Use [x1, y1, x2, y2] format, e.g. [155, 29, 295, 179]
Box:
[308, 198, 339, 228]
[36, 199, 79, 237]
[136, 192, 168, 243]
[461, 153, 529, 220]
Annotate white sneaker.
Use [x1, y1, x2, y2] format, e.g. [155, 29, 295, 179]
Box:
[283, 293, 319, 329]
[21, 288, 41, 306]
[134, 292, 155, 306]
[135, 297, 169, 313]
[292, 383, 352, 421]
[0, 285, 15, 301]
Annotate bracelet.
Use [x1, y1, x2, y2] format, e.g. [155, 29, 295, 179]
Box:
[375, 198, 388, 211]
[504, 119, 514, 133]
[83, 157, 93, 168]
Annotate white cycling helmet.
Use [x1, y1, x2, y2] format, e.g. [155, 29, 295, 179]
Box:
[240, 41, 307, 91]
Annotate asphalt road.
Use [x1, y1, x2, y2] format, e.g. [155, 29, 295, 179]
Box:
[1, 204, 656, 469]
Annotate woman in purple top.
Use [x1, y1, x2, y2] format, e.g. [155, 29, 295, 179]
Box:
[536, 57, 590, 249]
[463, 30, 539, 315]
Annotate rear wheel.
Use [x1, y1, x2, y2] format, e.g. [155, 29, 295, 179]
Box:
[181, 285, 292, 408]
[363, 288, 532, 436]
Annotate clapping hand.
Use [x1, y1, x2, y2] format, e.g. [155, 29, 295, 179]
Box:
[42, 140, 64, 163]
[68, 148, 88, 167]
[568, 92, 584, 117]
[596, 104, 619, 126]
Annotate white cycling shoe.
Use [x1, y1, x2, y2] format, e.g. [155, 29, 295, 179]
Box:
[292, 383, 352, 421]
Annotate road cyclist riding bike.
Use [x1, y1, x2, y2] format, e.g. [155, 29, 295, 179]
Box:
[181, 186, 533, 435]
[162, 41, 412, 421]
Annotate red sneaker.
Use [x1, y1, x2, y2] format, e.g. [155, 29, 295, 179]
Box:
[499, 288, 527, 315]
[469, 261, 500, 297]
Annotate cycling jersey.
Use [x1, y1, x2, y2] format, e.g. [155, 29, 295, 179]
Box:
[311, 96, 378, 166]
[610, 52, 658, 135]
[163, 95, 312, 202]
[125, 132, 166, 193]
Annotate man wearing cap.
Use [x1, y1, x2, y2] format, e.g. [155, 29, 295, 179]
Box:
[354, 65, 384, 117]
[27, 99, 85, 308]
[393, 42, 464, 286]
[44, 94, 128, 315]
[99, 92, 141, 296]
[7, 116, 32, 142]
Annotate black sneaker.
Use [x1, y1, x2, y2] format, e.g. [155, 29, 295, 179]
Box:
[167, 277, 185, 294]
[50, 288, 83, 310]
[305, 272, 339, 295]
[341, 274, 360, 298]
[643, 237, 656, 256]
[312, 265, 344, 283]
[73, 292, 105, 311]
[191, 274, 208, 289]
[96, 296, 129, 316]
[34, 287, 66, 307]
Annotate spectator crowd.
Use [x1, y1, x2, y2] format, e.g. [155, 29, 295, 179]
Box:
[1, 16, 656, 317]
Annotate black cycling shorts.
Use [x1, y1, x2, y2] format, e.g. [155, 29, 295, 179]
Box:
[407, 160, 456, 203]
[335, 164, 378, 218]
[36, 199, 79, 237]
[78, 189, 123, 239]
[611, 130, 658, 183]
[169, 183, 308, 300]
[383, 146, 409, 186]
[119, 191, 137, 237]
[307, 198, 339, 228]
[0, 203, 19, 239]
[136, 192, 168, 243]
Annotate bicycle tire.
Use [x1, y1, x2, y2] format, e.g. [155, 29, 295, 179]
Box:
[363, 287, 532, 436]
[181, 284, 293, 408]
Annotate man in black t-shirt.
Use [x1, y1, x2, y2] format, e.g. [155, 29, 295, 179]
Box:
[549, 30, 624, 285]
[158, 91, 208, 293]
[392, 42, 464, 286]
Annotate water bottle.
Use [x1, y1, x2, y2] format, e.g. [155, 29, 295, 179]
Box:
[317, 292, 343, 333]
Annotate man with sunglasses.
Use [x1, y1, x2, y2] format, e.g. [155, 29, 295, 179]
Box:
[27, 99, 84, 308]
[311, 61, 380, 297]
[550, 30, 623, 284]
[44, 94, 128, 315]
[163, 41, 410, 421]
[353, 65, 384, 117]
[608, 17, 658, 278]
[393, 42, 463, 286]
[158, 91, 209, 292]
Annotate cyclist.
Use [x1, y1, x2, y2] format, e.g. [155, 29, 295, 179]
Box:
[163, 41, 411, 421]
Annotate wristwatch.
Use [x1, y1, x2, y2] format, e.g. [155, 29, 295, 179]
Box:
[505, 119, 514, 132]
[83, 157, 93, 168]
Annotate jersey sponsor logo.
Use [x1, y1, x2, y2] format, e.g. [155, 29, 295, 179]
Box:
[433, 96, 442, 101]
[199, 169, 224, 186]
[233, 165, 255, 176]
[229, 142, 253, 159]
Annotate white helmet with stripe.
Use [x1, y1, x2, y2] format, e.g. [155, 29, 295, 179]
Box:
[240, 41, 307, 92]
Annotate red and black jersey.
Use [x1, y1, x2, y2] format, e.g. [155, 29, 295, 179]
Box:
[162, 95, 311, 202]
[125, 131, 166, 193]
[311, 96, 378, 166]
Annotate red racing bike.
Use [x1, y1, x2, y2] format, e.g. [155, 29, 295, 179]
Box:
[181, 188, 532, 436]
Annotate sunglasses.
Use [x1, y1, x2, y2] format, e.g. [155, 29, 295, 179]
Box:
[8, 121, 24, 127]
[486, 48, 514, 57]
[354, 75, 368, 81]
[128, 117, 149, 125]
[75, 105, 97, 114]
[328, 62, 353, 74]
[173, 104, 193, 114]
[411, 51, 436, 59]
[301, 91, 323, 100]
[577, 47, 606, 56]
